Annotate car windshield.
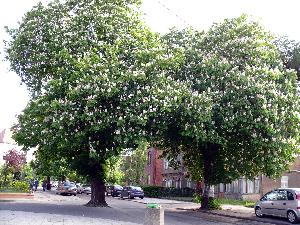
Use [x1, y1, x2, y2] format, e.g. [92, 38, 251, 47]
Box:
[133, 187, 142, 191]
[114, 185, 123, 190]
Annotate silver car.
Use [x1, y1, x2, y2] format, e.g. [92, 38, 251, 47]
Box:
[255, 188, 300, 224]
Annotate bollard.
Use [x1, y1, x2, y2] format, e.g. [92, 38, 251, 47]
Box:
[144, 203, 164, 225]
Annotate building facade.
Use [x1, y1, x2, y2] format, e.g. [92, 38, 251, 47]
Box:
[0, 128, 35, 164]
[145, 148, 195, 188]
[145, 147, 163, 186]
[213, 156, 300, 201]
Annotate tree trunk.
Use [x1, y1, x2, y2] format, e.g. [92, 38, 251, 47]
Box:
[201, 143, 218, 209]
[85, 177, 107, 207]
[195, 181, 203, 196]
[201, 182, 210, 209]
[46, 176, 51, 190]
[3, 164, 8, 187]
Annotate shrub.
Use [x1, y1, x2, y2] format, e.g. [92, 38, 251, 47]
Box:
[10, 181, 29, 193]
[193, 193, 222, 210]
[142, 186, 195, 198]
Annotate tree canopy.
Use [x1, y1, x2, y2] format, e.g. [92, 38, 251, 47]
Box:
[6, 0, 185, 206]
[157, 15, 300, 208]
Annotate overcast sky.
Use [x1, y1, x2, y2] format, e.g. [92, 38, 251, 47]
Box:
[1, 0, 300, 130]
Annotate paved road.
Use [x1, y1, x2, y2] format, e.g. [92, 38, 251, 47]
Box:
[0, 190, 293, 225]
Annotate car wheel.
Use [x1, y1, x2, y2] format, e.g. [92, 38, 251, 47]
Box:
[287, 211, 298, 224]
[255, 207, 264, 218]
[112, 193, 115, 197]
[140, 196, 144, 199]
[73, 194, 76, 196]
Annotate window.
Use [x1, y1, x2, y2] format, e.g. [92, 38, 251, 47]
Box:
[147, 151, 151, 165]
[166, 179, 172, 188]
[263, 191, 278, 201]
[232, 180, 239, 193]
[240, 178, 246, 194]
[254, 178, 260, 194]
[163, 158, 169, 170]
[175, 179, 181, 188]
[287, 191, 294, 200]
[219, 183, 224, 193]
[147, 175, 151, 185]
[277, 190, 287, 200]
[187, 179, 192, 188]
[281, 176, 288, 188]
[225, 183, 231, 192]
[247, 179, 254, 193]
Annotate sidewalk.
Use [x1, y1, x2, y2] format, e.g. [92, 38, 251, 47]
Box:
[133, 197, 290, 224]
[130, 197, 200, 210]
[176, 203, 290, 225]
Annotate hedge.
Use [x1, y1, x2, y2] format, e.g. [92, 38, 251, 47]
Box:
[141, 185, 194, 198]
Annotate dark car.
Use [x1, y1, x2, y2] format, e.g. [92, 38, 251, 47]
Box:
[106, 185, 123, 197]
[120, 186, 144, 199]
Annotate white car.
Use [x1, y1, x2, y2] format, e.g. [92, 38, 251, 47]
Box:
[51, 181, 58, 188]
[255, 188, 300, 224]
[82, 185, 91, 195]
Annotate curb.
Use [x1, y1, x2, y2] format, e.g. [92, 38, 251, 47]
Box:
[0, 192, 34, 199]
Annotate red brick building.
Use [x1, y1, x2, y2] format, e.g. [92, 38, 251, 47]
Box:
[145, 148, 195, 188]
[145, 147, 163, 186]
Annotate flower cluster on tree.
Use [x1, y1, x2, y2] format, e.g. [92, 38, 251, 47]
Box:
[3, 148, 26, 171]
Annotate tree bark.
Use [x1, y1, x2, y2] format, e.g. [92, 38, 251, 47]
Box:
[201, 143, 218, 209]
[46, 176, 51, 190]
[85, 177, 108, 207]
[201, 182, 210, 209]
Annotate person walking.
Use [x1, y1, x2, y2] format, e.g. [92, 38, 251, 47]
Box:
[42, 180, 47, 191]
[34, 179, 39, 191]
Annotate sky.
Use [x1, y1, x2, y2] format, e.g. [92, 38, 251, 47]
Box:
[0, 0, 300, 130]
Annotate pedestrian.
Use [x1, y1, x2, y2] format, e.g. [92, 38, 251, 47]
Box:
[34, 179, 39, 191]
[42, 180, 47, 191]
[29, 180, 34, 193]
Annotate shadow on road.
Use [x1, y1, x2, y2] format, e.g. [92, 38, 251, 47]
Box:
[0, 201, 144, 224]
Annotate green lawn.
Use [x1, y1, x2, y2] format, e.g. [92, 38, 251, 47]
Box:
[216, 198, 256, 208]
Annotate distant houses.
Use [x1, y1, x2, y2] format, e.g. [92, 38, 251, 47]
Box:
[0, 128, 34, 164]
[145, 148, 300, 201]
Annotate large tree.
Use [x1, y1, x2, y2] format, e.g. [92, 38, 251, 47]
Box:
[274, 36, 300, 79]
[6, 0, 184, 206]
[157, 15, 300, 209]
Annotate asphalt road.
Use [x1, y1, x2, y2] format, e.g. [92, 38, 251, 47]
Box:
[0, 190, 293, 225]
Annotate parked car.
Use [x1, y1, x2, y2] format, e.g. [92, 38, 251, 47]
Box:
[51, 181, 58, 188]
[82, 185, 92, 195]
[255, 188, 300, 223]
[120, 186, 144, 199]
[76, 183, 84, 194]
[56, 181, 77, 196]
[106, 185, 123, 197]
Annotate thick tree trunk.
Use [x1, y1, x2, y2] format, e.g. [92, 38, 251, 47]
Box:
[46, 176, 51, 190]
[201, 143, 218, 209]
[85, 177, 108, 207]
[201, 182, 210, 209]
